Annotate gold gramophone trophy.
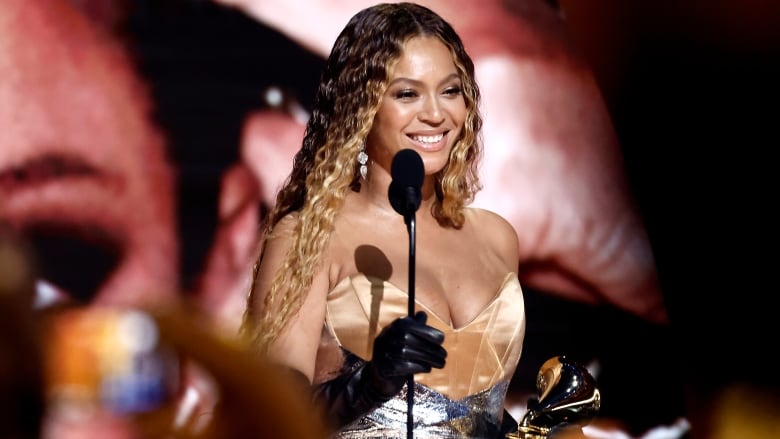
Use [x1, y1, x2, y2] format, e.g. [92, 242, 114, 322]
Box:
[508, 355, 601, 439]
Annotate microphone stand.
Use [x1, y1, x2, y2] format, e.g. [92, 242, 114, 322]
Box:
[388, 149, 424, 439]
[404, 210, 416, 439]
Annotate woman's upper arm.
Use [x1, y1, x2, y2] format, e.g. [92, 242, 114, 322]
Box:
[250, 216, 330, 382]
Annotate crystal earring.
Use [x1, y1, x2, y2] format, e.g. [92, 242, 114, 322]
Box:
[358, 142, 368, 180]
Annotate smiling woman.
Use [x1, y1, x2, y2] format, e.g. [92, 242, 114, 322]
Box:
[241, 3, 525, 438]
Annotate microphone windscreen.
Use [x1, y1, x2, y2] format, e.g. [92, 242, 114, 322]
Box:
[388, 149, 424, 217]
[390, 149, 424, 189]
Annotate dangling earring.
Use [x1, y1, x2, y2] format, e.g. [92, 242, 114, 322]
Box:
[358, 141, 368, 180]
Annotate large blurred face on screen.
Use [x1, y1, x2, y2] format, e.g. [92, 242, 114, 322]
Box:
[0, 0, 179, 308]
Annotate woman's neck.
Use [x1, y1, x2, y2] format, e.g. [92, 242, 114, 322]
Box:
[356, 167, 435, 218]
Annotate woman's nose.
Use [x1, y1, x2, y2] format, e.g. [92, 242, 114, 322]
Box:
[419, 97, 444, 123]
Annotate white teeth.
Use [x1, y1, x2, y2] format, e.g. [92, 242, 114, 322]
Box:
[412, 134, 443, 144]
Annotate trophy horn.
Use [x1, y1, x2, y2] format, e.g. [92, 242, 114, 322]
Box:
[511, 355, 601, 439]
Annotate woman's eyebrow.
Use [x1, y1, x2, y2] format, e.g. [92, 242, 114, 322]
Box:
[387, 72, 461, 88]
[0, 152, 107, 190]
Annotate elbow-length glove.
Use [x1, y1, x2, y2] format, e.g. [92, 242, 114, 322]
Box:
[314, 311, 447, 428]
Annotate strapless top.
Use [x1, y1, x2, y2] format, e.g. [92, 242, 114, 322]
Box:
[315, 272, 526, 438]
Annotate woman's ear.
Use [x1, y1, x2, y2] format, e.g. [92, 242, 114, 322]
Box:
[194, 163, 263, 336]
[241, 110, 305, 206]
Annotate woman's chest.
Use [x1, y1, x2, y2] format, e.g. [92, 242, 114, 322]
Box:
[327, 223, 506, 328]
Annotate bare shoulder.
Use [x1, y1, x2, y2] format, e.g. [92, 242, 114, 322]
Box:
[465, 206, 517, 238]
[465, 207, 519, 266]
[255, 213, 300, 283]
[267, 212, 299, 239]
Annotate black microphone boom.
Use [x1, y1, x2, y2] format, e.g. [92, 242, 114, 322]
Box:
[388, 148, 424, 219]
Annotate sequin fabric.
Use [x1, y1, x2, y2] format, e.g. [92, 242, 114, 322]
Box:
[334, 359, 510, 438]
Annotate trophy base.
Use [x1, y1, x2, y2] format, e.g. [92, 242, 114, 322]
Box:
[506, 424, 549, 439]
[508, 424, 588, 438]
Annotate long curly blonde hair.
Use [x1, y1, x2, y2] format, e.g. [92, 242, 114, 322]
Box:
[241, 2, 484, 354]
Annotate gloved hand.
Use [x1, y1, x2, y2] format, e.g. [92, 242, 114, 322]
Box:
[368, 310, 447, 397]
[315, 311, 446, 427]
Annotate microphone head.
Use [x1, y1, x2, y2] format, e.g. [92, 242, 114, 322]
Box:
[388, 149, 424, 216]
[390, 148, 425, 189]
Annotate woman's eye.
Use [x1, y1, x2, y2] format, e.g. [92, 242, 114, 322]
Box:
[443, 86, 462, 96]
[395, 89, 417, 99]
[25, 223, 122, 305]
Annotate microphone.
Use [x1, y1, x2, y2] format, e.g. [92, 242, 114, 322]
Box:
[387, 148, 425, 439]
[388, 149, 424, 218]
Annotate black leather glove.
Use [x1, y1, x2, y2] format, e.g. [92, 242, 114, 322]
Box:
[315, 311, 447, 427]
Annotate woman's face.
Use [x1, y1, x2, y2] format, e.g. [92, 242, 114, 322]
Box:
[366, 36, 466, 177]
[0, 0, 178, 308]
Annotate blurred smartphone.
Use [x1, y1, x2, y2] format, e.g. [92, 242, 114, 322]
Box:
[41, 306, 180, 420]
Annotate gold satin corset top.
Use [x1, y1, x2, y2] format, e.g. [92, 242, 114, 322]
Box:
[321, 272, 526, 401]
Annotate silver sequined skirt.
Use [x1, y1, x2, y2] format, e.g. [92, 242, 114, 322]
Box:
[333, 380, 510, 439]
